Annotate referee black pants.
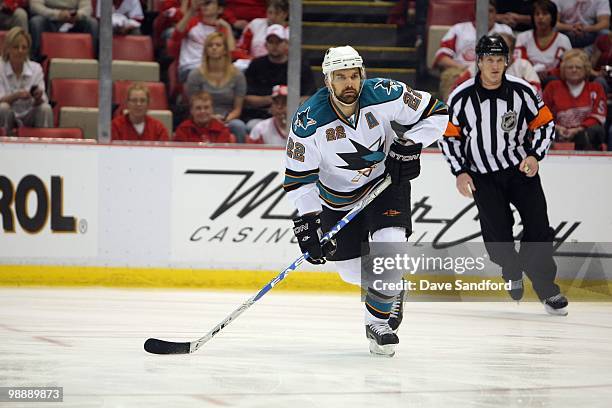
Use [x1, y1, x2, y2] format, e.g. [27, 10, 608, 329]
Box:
[470, 166, 560, 300]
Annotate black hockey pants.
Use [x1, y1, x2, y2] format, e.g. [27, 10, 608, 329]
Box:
[470, 166, 561, 300]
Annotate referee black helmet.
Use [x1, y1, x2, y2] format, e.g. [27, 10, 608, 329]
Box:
[475, 34, 510, 59]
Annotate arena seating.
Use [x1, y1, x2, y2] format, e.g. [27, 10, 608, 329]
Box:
[50, 79, 100, 126]
[113, 35, 155, 62]
[426, 0, 475, 70]
[16, 127, 84, 139]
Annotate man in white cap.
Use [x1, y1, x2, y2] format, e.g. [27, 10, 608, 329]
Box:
[247, 84, 288, 145]
[284, 46, 448, 357]
[243, 24, 314, 129]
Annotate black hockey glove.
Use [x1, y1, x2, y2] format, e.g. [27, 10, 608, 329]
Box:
[385, 140, 423, 186]
[293, 213, 337, 265]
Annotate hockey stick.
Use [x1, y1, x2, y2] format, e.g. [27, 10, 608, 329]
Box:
[144, 175, 392, 355]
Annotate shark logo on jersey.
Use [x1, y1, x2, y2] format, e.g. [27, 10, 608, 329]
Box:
[337, 137, 385, 183]
[374, 78, 401, 96]
[293, 106, 317, 131]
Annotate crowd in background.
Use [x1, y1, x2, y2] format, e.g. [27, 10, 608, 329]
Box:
[434, 0, 611, 151]
[0, 0, 611, 151]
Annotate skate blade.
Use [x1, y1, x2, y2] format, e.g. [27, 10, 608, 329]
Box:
[544, 305, 568, 316]
[368, 339, 395, 357]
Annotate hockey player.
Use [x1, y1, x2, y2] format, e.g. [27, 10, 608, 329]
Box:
[284, 46, 448, 356]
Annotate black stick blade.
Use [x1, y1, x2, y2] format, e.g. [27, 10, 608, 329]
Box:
[144, 338, 191, 354]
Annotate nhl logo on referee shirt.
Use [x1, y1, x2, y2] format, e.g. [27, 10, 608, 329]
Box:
[501, 111, 517, 132]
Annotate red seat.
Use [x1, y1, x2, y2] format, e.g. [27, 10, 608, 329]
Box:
[40, 33, 95, 76]
[113, 81, 168, 116]
[50, 79, 99, 126]
[41, 32, 95, 60]
[112, 35, 154, 62]
[16, 127, 84, 139]
[551, 142, 576, 150]
[427, 0, 475, 26]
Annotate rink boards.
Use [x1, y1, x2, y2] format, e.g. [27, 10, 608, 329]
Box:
[1, 140, 611, 297]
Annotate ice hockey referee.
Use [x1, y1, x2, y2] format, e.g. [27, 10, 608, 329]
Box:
[439, 34, 568, 316]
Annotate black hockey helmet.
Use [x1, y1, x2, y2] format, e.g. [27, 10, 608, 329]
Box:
[475, 34, 509, 58]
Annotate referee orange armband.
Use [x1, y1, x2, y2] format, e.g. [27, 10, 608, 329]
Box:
[444, 122, 461, 137]
[528, 106, 554, 131]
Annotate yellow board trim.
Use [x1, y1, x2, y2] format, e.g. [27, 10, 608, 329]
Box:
[0, 265, 610, 300]
[0, 265, 358, 292]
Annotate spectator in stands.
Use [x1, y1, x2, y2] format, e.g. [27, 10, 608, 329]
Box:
[554, 0, 610, 48]
[112, 82, 170, 141]
[153, 0, 187, 48]
[242, 24, 315, 129]
[222, 0, 266, 33]
[96, 0, 144, 35]
[516, 0, 571, 86]
[0, 27, 52, 135]
[175, 91, 234, 142]
[453, 32, 541, 93]
[0, 1, 28, 32]
[590, 31, 612, 92]
[237, 0, 288, 59]
[247, 84, 287, 145]
[185, 31, 247, 142]
[543, 49, 607, 150]
[434, 0, 513, 101]
[173, 0, 235, 82]
[496, 0, 534, 31]
[29, 0, 99, 60]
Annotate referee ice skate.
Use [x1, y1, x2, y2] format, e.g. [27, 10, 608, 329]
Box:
[440, 34, 568, 316]
[283, 46, 448, 356]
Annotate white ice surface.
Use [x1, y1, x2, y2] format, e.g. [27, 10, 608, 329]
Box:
[1, 288, 612, 408]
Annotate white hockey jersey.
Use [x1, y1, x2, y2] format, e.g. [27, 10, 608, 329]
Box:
[515, 30, 572, 73]
[248, 117, 288, 145]
[283, 78, 448, 215]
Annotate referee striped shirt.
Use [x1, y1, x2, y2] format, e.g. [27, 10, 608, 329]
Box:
[440, 73, 554, 175]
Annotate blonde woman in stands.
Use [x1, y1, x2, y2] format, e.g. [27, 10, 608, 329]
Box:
[0, 27, 52, 135]
[543, 49, 607, 150]
[185, 31, 247, 142]
[172, 0, 234, 82]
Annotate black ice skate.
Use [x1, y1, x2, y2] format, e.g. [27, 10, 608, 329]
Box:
[366, 322, 399, 357]
[543, 293, 568, 316]
[507, 278, 524, 301]
[388, 286, 405, 332]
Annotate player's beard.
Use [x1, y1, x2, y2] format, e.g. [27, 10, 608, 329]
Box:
[337, 87, 358, 104]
